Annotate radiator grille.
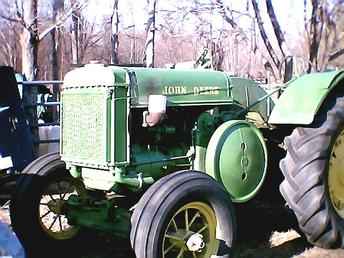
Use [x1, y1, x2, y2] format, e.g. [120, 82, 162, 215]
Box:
[61, 88, 110, 166]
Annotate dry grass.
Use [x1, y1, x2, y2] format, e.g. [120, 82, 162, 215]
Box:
[294, 247, 344, 258]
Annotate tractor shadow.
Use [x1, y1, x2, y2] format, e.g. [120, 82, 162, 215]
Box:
[78, 200, 310, 258]
[234, 200, 311, 258]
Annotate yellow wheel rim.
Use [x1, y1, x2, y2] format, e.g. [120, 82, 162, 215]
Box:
[329, 129, 344, 219]
[162, 202, 218, 258]
[39, 176, 85, 240]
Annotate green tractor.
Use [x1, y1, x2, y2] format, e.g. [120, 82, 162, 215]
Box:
[9, 64, 344, 258]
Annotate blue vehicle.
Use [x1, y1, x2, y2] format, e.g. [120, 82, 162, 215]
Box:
[0, 66, 35, 202]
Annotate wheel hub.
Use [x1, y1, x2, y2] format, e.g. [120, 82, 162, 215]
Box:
[47, 199, 66, 215]
[162, 202, 217, 258]
[328, 129, 344, 219]
[39, 177, 86, 240]
[186, 233, 205, 252]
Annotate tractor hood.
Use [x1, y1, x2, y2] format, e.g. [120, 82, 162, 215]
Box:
[63, 64, 273, 121]
[127, 68, 232, 107]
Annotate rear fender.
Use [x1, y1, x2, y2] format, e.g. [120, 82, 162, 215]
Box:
[269, 70, 344, 125]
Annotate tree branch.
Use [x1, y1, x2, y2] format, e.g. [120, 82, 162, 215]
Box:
[329, 48, 344, 62]
[0, 13, 21, 23]
[265, 0, 287, 55]
[214, 0, 238, 28]
[38, 1, 87, 41]
[251, 0, 281, 69]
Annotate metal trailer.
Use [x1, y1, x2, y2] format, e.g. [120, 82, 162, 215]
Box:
[0, 66, 61, 203]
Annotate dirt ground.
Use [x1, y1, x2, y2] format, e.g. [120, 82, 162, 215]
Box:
[1, 202, 344, 258]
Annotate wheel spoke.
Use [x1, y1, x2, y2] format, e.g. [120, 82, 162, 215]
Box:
[49, 194, 56, 201]
[165, 234, 184, 242]
[189, 212, 200, 229]
[48, 215, 59, 230]
[176, 248, 184, 258]
[40, 210, 51, 219]
[197, 224, 208, 234]
[58, 215, 63, 231]
[164, 242, 177, 255]
[40, 203, 49, 206]
[171, 217, 178, 232]
[185, 208, 189, 231]
[61, 192, 68, 200]
[192, 251, 197, 258]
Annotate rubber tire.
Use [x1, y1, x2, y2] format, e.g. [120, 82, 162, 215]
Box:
[280, 93, 344, 249]
[130, 170, 236, 258]
[0, 174, 19, 205]
[10, 152, 81, 258]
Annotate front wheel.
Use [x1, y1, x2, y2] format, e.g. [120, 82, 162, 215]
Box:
[280, 94, 344, 248]
[10, 153, 86, 257]
[130, 170, 236, 258]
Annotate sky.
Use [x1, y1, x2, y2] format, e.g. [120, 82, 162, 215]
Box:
[85, 0, 306, 40]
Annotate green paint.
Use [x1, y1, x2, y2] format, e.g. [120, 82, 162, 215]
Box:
[61, 87, 111, 167]
[113, 166, 154, 190]
[66, 194, 130, 238]
[129, 68, 232, 106]
[61, 64, 273, 196]
[58, 64, 285, 237]
[195, 111, 217, 148]
[269, 70, 344, 125]
[230, 77, 274, 121]
[205, 120, 267, 203]
[61, 65, 129, 171]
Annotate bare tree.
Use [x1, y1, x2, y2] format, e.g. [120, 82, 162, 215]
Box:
[0, 21, 21, 70]
[111, 0, 120, 64]
[78, 17, 103, 63]
[143, 0, 158, 67]
[70, 0, 81, 64]
[51, 0, 64, 80]
[214, 0, 238, 29]
[300, 0, 344, 72]
[251, 0, 281, 75]
[0, 0, 86, 79]
[265, 0, 293, 81]
[19, 0, 39, 81]
[308, 0, 322, 72]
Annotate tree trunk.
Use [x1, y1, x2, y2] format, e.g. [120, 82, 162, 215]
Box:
[111, 0, 120, 64]
[212, 42, 224, 71]
[251, 0, 280, 72]
[21, 0, 39, 81]
[50, 0, 64, 121]
[308, 0, 321, 72]
[20, 0, 39, 156]
[265, 0, 293, 82]
[143, 0, 157, 68]
[51, 0, 64, 80]
[71, 2, 80, 65]
[265, 0, 288, 56]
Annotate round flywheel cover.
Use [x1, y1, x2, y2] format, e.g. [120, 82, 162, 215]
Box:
[205, 120, 268, 203]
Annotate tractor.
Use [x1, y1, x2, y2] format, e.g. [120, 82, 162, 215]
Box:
[9, 63, 344, 258]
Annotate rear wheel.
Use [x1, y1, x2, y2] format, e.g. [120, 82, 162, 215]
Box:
[280, 94, 344, 248]
[10, 153, 86, 257]
[130, 170, 236, 258]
